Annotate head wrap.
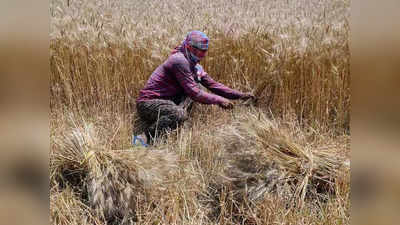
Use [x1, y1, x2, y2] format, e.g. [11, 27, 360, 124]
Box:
[171, 31, 209, 64]
[184, 30, 209, 50]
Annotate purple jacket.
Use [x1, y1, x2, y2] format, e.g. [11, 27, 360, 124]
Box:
[137, 52, 245, 105]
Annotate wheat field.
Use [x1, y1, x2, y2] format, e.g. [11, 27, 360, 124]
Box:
[50, 0, 350, 224]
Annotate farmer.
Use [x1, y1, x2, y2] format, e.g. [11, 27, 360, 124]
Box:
[134, 30, 254, 145]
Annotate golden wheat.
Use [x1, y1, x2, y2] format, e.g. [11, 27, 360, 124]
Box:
[50, 0, 350, 224]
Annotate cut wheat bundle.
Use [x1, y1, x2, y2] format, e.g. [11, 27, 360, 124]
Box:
[218, 110, 348, 206]
[50, 122, 181, 223]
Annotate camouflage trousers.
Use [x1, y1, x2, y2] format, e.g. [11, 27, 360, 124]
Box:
[134, 96, 194, 144]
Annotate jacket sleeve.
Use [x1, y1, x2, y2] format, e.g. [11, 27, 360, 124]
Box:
[199, 71, 245, 100]
[171, 59, 227, 105]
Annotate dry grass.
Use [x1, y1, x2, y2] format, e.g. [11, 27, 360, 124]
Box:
[50, 0, 350, 224]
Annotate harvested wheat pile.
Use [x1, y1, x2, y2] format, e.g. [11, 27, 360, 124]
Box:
[85, 149, 180, 222]
[218, 109, 349, 207]
[50, 122, 181, 224]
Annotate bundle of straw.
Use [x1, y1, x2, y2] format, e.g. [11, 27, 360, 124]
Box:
[85, 148, 179, 222]
[50, 122, 180, 223]
[219, 110, 348, 206]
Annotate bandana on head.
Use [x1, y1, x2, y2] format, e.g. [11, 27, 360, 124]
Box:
[171, 30, 209, 64]
[185, 30, 209, 50]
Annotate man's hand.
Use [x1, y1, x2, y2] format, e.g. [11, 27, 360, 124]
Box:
[241, 92, 256, 100]
[218, 99, 234, 109]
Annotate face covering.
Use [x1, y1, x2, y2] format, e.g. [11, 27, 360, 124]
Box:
[186, 48, 202, 63]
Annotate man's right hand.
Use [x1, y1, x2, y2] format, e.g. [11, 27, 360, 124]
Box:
[241, 92, 256, 101]
[218, 99, 234, 109]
